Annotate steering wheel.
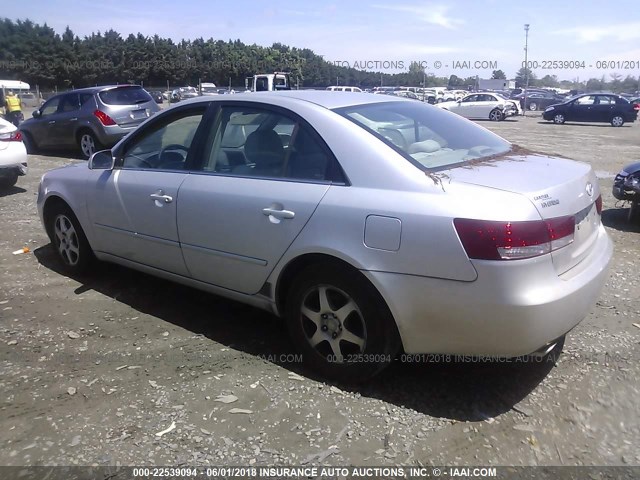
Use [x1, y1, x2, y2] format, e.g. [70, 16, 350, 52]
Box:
[159, 144, 189, 163]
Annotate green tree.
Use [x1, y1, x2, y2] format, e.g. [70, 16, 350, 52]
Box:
[491, 69, 506, 80]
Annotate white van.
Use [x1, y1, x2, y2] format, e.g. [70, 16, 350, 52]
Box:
[326, 86, 362, 92]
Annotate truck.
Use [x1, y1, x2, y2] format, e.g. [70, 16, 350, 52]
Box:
[245, 72, 292, 92]
[477, 79, 515, 91]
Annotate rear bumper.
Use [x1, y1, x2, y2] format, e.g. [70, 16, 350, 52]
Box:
[0, 162, 28, 177]
[94, 125, 137, 147]
[364, 224, 613, 356]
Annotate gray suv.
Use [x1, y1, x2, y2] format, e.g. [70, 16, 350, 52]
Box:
[20, 85, 160, 158]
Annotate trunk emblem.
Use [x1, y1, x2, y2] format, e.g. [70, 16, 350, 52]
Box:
[585, 182, 594, 197]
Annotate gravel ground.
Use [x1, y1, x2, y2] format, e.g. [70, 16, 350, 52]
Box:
[1, 113, 639, 468]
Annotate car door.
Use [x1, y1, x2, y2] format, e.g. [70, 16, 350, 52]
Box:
[28, 96, 62, 148]
[450, 94, 477, 117]
[48, 93, 82, 147]
[592, 95, 615, 122]
[86, 105, 208, 275]
[568, 95, 596, 121]
[177, 104, 337, 294]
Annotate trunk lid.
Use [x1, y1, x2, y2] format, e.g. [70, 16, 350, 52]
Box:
[445, 154, 601, 275]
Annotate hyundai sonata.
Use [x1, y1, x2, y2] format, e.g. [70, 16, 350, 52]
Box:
[37, 91, 612, 380]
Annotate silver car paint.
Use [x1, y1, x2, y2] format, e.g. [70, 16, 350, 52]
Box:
[38, 91, 613, 357]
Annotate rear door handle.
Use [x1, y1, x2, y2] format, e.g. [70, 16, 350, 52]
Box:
[262, 207, 295, 220]
[150, 191, 173, 203]
[48, 120, 56, 124]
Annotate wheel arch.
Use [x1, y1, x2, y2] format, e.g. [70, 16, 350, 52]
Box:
[42, 195, 73, 241]
[274, 253, 398, 342]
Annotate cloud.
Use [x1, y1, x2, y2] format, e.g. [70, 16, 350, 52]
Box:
[372, 3, 464, 29]
[554, 22, 640, 43]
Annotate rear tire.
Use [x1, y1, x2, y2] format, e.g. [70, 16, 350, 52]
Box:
[78, 131, 102, 160]
[45, 203, 93, 274]
[611, 115, 624, 127]
[285, 263, 401, 382]
[528, 102, 538, 111]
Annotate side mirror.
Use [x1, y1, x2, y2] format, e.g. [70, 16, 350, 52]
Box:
[32, 110, 41, 118]
[88, 150, 115, 170]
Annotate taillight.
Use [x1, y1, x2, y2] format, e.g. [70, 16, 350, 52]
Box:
[454, 216, 575, 261]
[633, 104, 640, 110]
[0, 131, 23, 142]
[595, 194, 602, 215]
[94, 110, 116, 126]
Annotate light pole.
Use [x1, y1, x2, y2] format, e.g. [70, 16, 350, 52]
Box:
[523, 24, 530, 116]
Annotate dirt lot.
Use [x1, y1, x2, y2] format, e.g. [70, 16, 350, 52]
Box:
[1, 114, 639, 468]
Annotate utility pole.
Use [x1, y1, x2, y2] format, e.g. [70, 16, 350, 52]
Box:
[523, 24, 530, 116]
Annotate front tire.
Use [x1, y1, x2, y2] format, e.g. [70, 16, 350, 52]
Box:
[78, 131, 102, 160]
[285, 264, 401, 382]
[528, 102, 538, 111]
[553, 113, 566, 124]
[489, 109, 504, 121]
[629, 200, 640, 223]
[0, 174, 18, 188]
[45, 204, 93, 274]
[611, 115, 624, 127]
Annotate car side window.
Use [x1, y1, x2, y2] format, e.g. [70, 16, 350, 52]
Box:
[597, 96, 615, 105]
[575, 95, 596, 105]
[58, 94, 80, 113]
[40, 97, 61, 117]
[202, 106, 337, 182]
[121, 110, 205, 170]
[462, 95, 476, 103]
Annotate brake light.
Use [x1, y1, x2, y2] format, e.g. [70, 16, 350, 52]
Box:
[0, 131, 22, 142]
[93, 110, 116, 126]
[634, 104, 640, 111]
[595, 194, 602, 215]
[454, 216, 575, 261]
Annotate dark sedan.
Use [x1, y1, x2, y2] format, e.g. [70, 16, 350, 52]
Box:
[516, 92, 566, 111]
[542, 93, 638, 127]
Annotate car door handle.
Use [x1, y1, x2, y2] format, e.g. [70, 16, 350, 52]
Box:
[150, 192, 173, 203]
[70, 117, 78, 121]
[262, 207, 295, 219]
[48, 120, 56, 124]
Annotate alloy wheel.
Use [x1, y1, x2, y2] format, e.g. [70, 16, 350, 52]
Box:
[54, 214, 80, 266]
[299, 284, 366, 362]
[80, 134, 96, 158]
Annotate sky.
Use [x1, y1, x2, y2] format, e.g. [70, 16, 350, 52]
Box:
[10, 0, 640, 82]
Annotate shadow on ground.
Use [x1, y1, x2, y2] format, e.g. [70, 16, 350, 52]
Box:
[0, 185, 27, 197]
[602, 207, 640, 233]
[34, 243, 557, 421]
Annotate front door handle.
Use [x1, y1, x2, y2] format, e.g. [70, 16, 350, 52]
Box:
[150, 191, 173, 203]
[262, 207, 295, 220]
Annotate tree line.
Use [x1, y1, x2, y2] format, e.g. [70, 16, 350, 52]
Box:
[0, 18, 638, 93]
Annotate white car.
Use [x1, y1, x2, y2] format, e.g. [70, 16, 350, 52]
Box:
[0, 117, 28, 188]
[438, 93, 520, 121]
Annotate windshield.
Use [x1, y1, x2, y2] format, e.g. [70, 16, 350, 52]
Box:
[335, 101, 511, 170]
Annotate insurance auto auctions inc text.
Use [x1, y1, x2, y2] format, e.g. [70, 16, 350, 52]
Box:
[329, 60, 498, 70]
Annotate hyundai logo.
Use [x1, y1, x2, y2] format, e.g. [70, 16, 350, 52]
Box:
[586, 182, 594, 197]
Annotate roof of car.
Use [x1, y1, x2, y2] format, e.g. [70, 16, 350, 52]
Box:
[177, 90, 409, 110]
[56, 85, 143, 95]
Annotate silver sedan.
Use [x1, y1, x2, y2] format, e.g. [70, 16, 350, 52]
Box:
[37, 91, 613, 381]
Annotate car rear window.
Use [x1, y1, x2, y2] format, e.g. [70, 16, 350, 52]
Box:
[335, 101, 511, 170]
[99, 86, 153, 106]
